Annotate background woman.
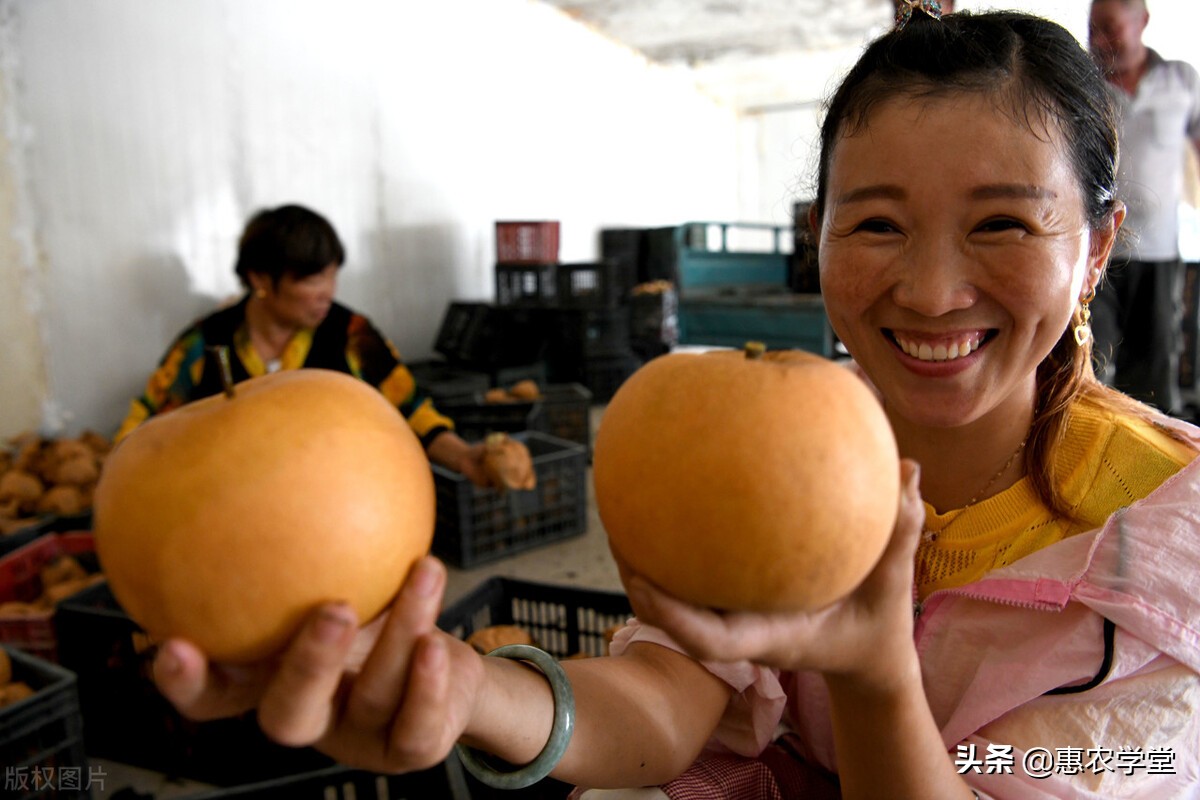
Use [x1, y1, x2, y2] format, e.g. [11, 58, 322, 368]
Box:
[116, 204, 491, 485]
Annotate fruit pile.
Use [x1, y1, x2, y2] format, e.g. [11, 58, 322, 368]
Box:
[0, 551, 104, 619]
[0, 648, 35, 708]
[483, 380, 542, 404]
[0, 431, 111, 535]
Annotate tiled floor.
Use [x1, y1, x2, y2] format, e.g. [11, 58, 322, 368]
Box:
[444, 457, 622, 605]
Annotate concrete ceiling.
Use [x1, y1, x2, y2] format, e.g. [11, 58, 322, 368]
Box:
[540, 0, 897, 112]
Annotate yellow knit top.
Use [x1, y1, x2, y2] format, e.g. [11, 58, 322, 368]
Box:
[915, 396, 1197, 601]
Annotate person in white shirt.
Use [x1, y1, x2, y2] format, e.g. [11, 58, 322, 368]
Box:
[1088, 0, 1200, 415]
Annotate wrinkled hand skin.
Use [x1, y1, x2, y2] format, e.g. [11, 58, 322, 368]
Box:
[620, 459, 925, 692]
[457, 441, 495, 489]
[152, 556, 486, 772]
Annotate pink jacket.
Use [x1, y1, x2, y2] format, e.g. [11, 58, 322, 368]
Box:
[613, 418, 1200, 798]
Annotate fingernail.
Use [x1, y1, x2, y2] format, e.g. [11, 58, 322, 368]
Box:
[903, 459, 921, 490]
[314, 605, 354, 643]
[156, 642, 183, 677]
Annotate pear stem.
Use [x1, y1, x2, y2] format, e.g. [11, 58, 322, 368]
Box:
[207, 346, 236, 398]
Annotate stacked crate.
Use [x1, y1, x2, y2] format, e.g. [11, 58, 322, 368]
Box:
[494, 220, 560, 306]
[599, 227, 683, 361]
[492, 221, 642, 402]
[428, 300, 549, 389]
[426, 222, 651, 408]
[1, 646, 90, 800]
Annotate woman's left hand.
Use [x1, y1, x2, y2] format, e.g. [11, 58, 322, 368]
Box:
[455, 440, 492, 488]
[152, 556, 487, 773]
[620, 459, 925, 691]
[427, 431, 492, 488]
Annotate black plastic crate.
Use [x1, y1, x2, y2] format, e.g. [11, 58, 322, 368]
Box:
[437, 578, 632, 800]
[487, 361, 549, 390]
[438, 394, 542, 443]
[431, 432, 587, 569]
[579, 307, 631, 358]
[407, 358, 491, 404]
[582, 352, 642, 403]
[529, 384, 593, 454]
[0, 511, 94, 559]
[790, 200, 821, 294]
[435, 303, 548, 368]
[641, 226, 681, 285]
[438, 577, 631, 661]
[0, 646, 89, 800]
[599, 228, 643, 285]
[628, 287, 678, 343]
[178, 763, 465, 800]
[555, 261, 628, 309]
[54, 583, 338, 786]
[1182, 261, 1199, 390]
[434, 301, 491, 362]
[496, 263, 557, 306]
[542, 307, 632, 376]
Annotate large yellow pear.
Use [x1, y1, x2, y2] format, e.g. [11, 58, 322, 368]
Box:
[94, 368, 435, 662]
[593, 346, 900, 612]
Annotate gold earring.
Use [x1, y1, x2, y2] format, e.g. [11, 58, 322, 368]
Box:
[1073, 288, 1095, 347]
[254, 287, 267, 299]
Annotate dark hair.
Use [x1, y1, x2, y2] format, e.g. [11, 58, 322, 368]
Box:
[234, 204, 345, 288]
[812, 11, 1173, 518]
[814, 11, 1119, 229]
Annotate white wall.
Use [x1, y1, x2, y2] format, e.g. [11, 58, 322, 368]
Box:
[0, 0, 741, 439]
[6, 0, 1196, 440]
[738, 0, 1200, 228]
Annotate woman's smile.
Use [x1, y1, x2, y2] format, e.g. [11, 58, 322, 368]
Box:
[888, 328, 988, 363]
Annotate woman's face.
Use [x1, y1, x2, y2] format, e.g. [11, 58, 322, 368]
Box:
[253, 263, 339, 330]
[817, 93, 1116, 431]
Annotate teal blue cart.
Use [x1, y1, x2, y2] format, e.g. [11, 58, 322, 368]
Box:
[672, 222, 832, 356]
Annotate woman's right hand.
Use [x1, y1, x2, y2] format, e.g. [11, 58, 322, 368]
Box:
[618, 459, 927, 691]
[152, 556, 486, 773]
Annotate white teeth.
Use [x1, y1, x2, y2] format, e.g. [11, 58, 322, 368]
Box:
[895, 334, 981, 362]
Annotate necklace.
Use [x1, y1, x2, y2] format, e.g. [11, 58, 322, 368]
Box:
[921, 435, 1028, 544]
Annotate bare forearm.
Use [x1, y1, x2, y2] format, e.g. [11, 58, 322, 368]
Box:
[826, 659, 973, 800]
[425, 431, 495, 489]
[463, 643, 731, 789]
[426, 430, 471, 472]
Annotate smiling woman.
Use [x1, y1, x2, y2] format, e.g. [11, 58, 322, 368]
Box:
[146, 11, 1200, 800]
